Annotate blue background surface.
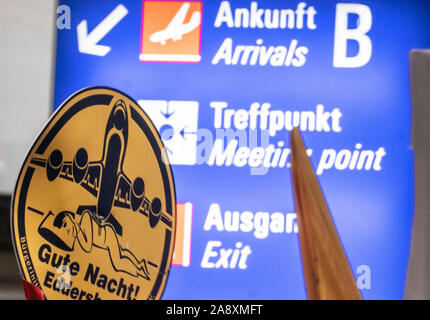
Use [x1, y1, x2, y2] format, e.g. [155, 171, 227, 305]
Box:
[54, 0, 430, 299]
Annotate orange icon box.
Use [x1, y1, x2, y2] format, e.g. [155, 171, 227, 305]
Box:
[172, 202, 193, 266]
[140, 1, 202, 62]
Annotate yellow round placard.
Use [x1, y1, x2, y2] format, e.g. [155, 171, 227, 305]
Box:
[11, 87, 176, 300]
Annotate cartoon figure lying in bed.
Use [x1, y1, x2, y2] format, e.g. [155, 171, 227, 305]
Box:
[38, 209, 150, 280]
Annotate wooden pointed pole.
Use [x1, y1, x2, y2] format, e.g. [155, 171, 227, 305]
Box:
[290, 127, 361, 300]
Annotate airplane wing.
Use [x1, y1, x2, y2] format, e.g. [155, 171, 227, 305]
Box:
[30, 156, 102, 198]
[30, 156, 172, 230]
[176, 11, 201, 34]
[114, 172, 173, 229]
[165, 2, 190, 31]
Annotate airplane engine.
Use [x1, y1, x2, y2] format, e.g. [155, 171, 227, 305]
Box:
[149, 197, 162, 228]
[46, 149, 63, 181]
[130, 177, 145, 211]
[73, 148, 89, 184]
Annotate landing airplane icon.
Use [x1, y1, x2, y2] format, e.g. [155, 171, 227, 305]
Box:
[149, 2, 201, 45]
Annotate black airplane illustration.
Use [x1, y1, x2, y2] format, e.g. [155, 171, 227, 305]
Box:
[30, 99, 172, 236]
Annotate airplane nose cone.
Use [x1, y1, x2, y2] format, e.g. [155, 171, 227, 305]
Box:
[113, 101, 127, 131]
[149, 33, 160, 43]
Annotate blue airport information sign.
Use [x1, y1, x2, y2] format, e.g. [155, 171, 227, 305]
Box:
[53, 0, 430, 299]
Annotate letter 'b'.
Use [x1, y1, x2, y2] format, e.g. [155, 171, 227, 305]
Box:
[333, 3, 372, 68]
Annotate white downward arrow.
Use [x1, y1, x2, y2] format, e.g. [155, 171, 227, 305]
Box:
[77, 4, 128, 56]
